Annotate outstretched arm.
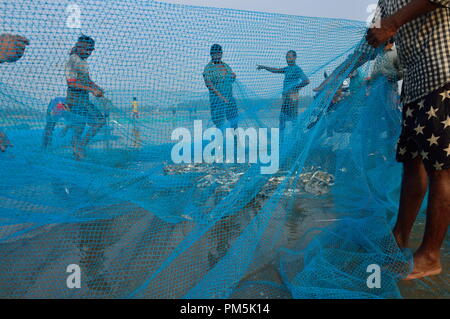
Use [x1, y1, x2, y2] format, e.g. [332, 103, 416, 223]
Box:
[257, 65, 285, 73]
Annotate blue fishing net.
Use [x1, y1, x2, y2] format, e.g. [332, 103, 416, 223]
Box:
[0, 0, 447, 298]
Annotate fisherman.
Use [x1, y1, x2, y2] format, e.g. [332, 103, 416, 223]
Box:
[203, 44, 239, 129]
[315, 0, 450, 280]
[257, 50, 310, 136]
[65, 35, 106, 160]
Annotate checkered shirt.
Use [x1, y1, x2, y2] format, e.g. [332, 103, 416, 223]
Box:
[361, 0, 450, 104]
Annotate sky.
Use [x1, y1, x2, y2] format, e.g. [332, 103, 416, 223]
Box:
[163, 0, 377, 21]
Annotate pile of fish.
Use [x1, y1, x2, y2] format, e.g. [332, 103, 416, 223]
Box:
[299, 168, 335, 195]
[163, 163, 335, 199]
[164, 163, 248, 189]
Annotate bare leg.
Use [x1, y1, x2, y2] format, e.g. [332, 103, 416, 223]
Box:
[406, 168, 449, 280]
[393, 157, 428, 248]
[80, 119, 106, 148]
[42, 121, 56, 148]
[72, 123, 85, 160]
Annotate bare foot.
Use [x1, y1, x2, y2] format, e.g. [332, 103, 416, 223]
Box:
[404, 251, 442, 280]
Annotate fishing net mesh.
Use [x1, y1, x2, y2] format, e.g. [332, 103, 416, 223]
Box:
[0, 0, 448, 298]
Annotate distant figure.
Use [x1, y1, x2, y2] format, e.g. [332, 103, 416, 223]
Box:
[369, 40, 403, 83]
[65, 35, 106, 160]
[0, 34, 30, 152]
[367, 40, 404, 100]
[203, 44, 238, 129]
[257, 50, 310, 135]
[131, 97, 139, 119]
[42, 97, 71, 148]
[307, 72, 345, 130]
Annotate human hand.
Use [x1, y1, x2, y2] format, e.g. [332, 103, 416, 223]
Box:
[313, 85, 324, 92]
[92, 88, 104, 97]
[0, 34, 30, 63]
[366, 15, 399, 48]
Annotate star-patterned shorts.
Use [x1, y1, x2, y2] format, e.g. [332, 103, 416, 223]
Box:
[396, 83, 450, 171]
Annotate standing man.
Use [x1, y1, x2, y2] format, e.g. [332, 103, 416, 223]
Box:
[317, 0, 450, 280]
[0, 34, 30, 152]
[66, 35, 106, 160]
[257, 50, 310, 137]
[203, 44, 239, 129]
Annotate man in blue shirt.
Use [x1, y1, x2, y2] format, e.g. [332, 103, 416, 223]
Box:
[258, 50, 310, 135]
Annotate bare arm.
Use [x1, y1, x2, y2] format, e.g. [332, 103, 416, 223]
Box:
[257, 65, 285, 74]
[366, 0, 441, 48]
[314, 51, 370, 92]
[67, 78, 103, 97]
[203, 76, 228, 103]
[294, 73, 311, 90]
[316, 0, 441, 92]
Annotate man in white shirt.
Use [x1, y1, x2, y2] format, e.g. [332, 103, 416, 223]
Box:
[65, 35, 106, 160]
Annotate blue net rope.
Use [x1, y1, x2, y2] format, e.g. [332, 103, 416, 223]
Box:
[0, 0, 448, 298]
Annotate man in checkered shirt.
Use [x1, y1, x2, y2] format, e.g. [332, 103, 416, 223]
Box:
[367, 0, 450, 281]
[317, 0, 449, 280]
